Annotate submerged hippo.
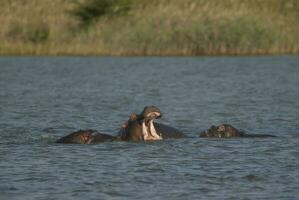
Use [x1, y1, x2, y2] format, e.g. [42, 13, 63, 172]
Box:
[199, 124, 276, 138]
[56, 129, 115, 144]
[56, 105, 185, 144]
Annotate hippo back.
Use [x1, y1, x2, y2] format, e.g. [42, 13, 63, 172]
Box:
[56, 130, 115, 144]
[153, 123, 185, 139]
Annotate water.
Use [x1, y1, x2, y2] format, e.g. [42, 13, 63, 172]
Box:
[0, 56, 299, 200]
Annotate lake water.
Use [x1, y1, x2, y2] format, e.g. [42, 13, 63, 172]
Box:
[0, 56, 299, 200]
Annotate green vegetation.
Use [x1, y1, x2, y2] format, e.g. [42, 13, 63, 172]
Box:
[6, 21, 50, 43]
[0, 0, 298, 56]
[71, 0, 134, 26]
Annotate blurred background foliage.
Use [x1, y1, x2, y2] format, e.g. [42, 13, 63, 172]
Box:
[0, 0, 298, 55]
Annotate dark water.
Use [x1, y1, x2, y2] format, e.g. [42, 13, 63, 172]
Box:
[1, 56, 299, 200]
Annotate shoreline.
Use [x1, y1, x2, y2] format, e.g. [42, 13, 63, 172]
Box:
[0, 52, 298, 57]
[0, 51, 298, 57]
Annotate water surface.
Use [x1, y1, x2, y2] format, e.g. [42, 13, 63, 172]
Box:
[1, 56, 299, 199]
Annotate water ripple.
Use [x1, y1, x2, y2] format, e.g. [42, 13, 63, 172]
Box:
[0, 56, 299, 199]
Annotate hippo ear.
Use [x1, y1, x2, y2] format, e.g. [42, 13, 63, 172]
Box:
[129, 113, 139, 121]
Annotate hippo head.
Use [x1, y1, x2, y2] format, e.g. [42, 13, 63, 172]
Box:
[120, 106, 163, 141]
[199, 124, 245, 138]
[139, 106, 162, 140]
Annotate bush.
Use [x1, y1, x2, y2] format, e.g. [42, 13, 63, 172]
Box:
[26, 23, 50, 43]
[6, 22, 50, 43]
[71, 0, 134, 26]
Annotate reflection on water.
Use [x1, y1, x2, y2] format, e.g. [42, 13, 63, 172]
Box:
[0, 56, 299, 199]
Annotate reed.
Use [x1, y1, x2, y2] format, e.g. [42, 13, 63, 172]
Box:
[0, 0, 298, 56]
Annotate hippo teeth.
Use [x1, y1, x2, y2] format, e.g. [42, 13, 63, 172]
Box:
[142, 120, 162, 141]
[142, 122, 149, 139]
[149, 120, 162, 139]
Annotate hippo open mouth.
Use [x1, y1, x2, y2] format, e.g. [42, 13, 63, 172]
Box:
[140, 106, 163, 140]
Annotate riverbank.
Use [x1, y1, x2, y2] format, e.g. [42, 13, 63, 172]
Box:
[1, 0, 298, 56]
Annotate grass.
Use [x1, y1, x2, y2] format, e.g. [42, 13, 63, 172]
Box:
[0, 0, 298, 56]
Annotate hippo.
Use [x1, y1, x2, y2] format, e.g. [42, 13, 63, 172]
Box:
[118, 106, 185, 141]
[56, 105, 185, 144]
[199, 124, 276, 138]
[56, 129, 115, 144]
[56, 106, 276, 143]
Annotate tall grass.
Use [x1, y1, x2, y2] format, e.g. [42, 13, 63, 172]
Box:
[0, 0, 298, 56]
